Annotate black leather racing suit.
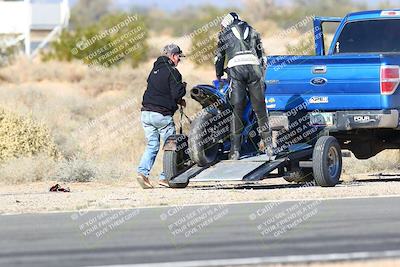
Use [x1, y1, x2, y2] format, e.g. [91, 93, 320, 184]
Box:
[215, 20, 271, 155]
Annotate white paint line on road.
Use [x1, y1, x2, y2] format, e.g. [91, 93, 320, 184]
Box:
[2, 194, 400, 216]
[86, 250, 400, 267]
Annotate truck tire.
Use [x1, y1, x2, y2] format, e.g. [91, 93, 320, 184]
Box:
[188, 112, 219, 167]
[284, 169, 314, 184]
[163, 150, 189, 188]
[313, 136, 342, 187]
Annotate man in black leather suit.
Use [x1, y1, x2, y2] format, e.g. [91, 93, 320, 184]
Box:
[215, 12, 273, 159]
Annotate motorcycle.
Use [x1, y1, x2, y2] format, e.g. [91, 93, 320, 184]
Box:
[163, 79, 262, 187]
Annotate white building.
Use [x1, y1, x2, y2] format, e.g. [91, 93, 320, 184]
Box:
[0, 0, 70, 58]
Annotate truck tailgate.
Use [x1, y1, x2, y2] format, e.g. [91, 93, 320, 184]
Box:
[265, 54, 400, 111]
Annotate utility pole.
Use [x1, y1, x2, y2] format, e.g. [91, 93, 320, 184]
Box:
[24, 0, 31, 57]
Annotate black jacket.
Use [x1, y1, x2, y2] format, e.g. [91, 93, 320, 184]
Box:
[215, 20, 265, 78]
[142, 56, 186, 116]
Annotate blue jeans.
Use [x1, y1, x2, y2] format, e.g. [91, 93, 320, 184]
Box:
[137, 111, 176, 180]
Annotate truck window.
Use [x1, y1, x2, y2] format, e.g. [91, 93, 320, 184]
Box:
[335, 19, 400, 54]
[320, 21, 340, 55]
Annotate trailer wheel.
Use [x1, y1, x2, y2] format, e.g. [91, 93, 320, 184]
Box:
[313, 136, 342, 187]
[284, 169, 314, 184]
[163, 150, 189, 188]
[188, 112, 219, 167]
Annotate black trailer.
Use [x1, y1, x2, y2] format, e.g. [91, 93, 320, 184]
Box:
[162, 80, 344, 189]
[163, 134, 343, 189]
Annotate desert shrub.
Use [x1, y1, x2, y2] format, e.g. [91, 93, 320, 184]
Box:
[70, 0, 112, 28]
[242, 0, 276, 24]
[145, 5, 227, 37]
[0, 59, 86, 84]
[0, 155, 57, 184]
[94, 159, 134, 181]
[53, 157, 131, 182]
[0, 155, 132, 184]
[253, 0, 367, 31]
[189, 8, 228, 66]
[0, 38, 23, 68]
[190, 28, 219, 66]
[54, 157, 97, 183]
[286, 33, 315, 55]
[42, 13, 149, 68]
[0, 108, 59, 161]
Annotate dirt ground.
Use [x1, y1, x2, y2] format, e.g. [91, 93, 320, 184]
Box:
[1, 173, 400, 215]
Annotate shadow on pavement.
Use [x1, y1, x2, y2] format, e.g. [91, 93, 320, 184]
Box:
[191, 174, 400, 190]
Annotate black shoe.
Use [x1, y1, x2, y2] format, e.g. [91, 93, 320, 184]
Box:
[229, 133, 241, 160]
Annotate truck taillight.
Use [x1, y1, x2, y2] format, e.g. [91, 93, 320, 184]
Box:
[381, 10, 400, 17]
[381, 65, 400, 95]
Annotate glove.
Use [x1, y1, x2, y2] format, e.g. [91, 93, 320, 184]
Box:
[178, 99, 186, 108]
[261, 58, 267, 71]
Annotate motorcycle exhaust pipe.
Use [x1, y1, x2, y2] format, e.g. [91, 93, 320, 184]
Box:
[191, 85, 222, 109]
[190, 87, 204, 99]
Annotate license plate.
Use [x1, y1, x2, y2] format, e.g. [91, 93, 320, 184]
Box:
[310, 113, 334, 126]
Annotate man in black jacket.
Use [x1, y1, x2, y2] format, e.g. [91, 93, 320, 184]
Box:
[215, 12, 273, 160]
[137, 44, 186, 189]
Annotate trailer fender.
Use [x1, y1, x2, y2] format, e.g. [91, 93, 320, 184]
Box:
[163, 134, 189, 153]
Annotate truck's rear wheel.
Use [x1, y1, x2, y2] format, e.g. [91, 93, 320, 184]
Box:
[163, 150, 189, 188]
[188, 112, 220, 167]
[313, 136, 342, 187]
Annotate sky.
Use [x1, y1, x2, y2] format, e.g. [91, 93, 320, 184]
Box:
[115, 0, 242, 11]
[33, 0, 242, 10]
[34, 0, 400, 11]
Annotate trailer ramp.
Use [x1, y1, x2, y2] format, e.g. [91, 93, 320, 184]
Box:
[170, 145, 313, 185]
[170, 155, 286, 184]
[191, 155, 279, 182]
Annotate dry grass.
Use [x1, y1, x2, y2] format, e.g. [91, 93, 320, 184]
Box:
[0, 154, 56, 184]
[0, 36, 400, 185]
[343, 150, 400, 178]
[0, 57, 210, 184]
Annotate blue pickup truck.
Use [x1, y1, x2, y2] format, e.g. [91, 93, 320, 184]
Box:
[265, 9, 400, 179]
[164, 10, 400, 189]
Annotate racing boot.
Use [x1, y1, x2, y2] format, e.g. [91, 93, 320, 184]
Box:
[229, 134, 241, 160]
[259, 131, 274, 158]
[229, 108, 244, 160]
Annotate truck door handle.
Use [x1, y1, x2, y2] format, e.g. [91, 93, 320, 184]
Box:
[312, 66, 327, 74]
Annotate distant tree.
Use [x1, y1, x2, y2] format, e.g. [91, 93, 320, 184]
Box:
[43, 13, 149, 69]
[188, 7, 229, 66]
[377, 0, 398, 9]
[242, 0, 368, 32]
[0, 37, 22, 68]
[70, 0, 112, 28]
[242, 0, 277, 23]
[292, 0, 368, 17]
[290, 0, 369, 34]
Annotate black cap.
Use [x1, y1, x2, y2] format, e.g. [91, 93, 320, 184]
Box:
[163, 44, 185, 57]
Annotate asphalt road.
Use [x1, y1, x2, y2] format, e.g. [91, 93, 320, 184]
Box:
[1, 196, 400, 267]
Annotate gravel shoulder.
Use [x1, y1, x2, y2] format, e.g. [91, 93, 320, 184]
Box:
[1, 173, 400, 215]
